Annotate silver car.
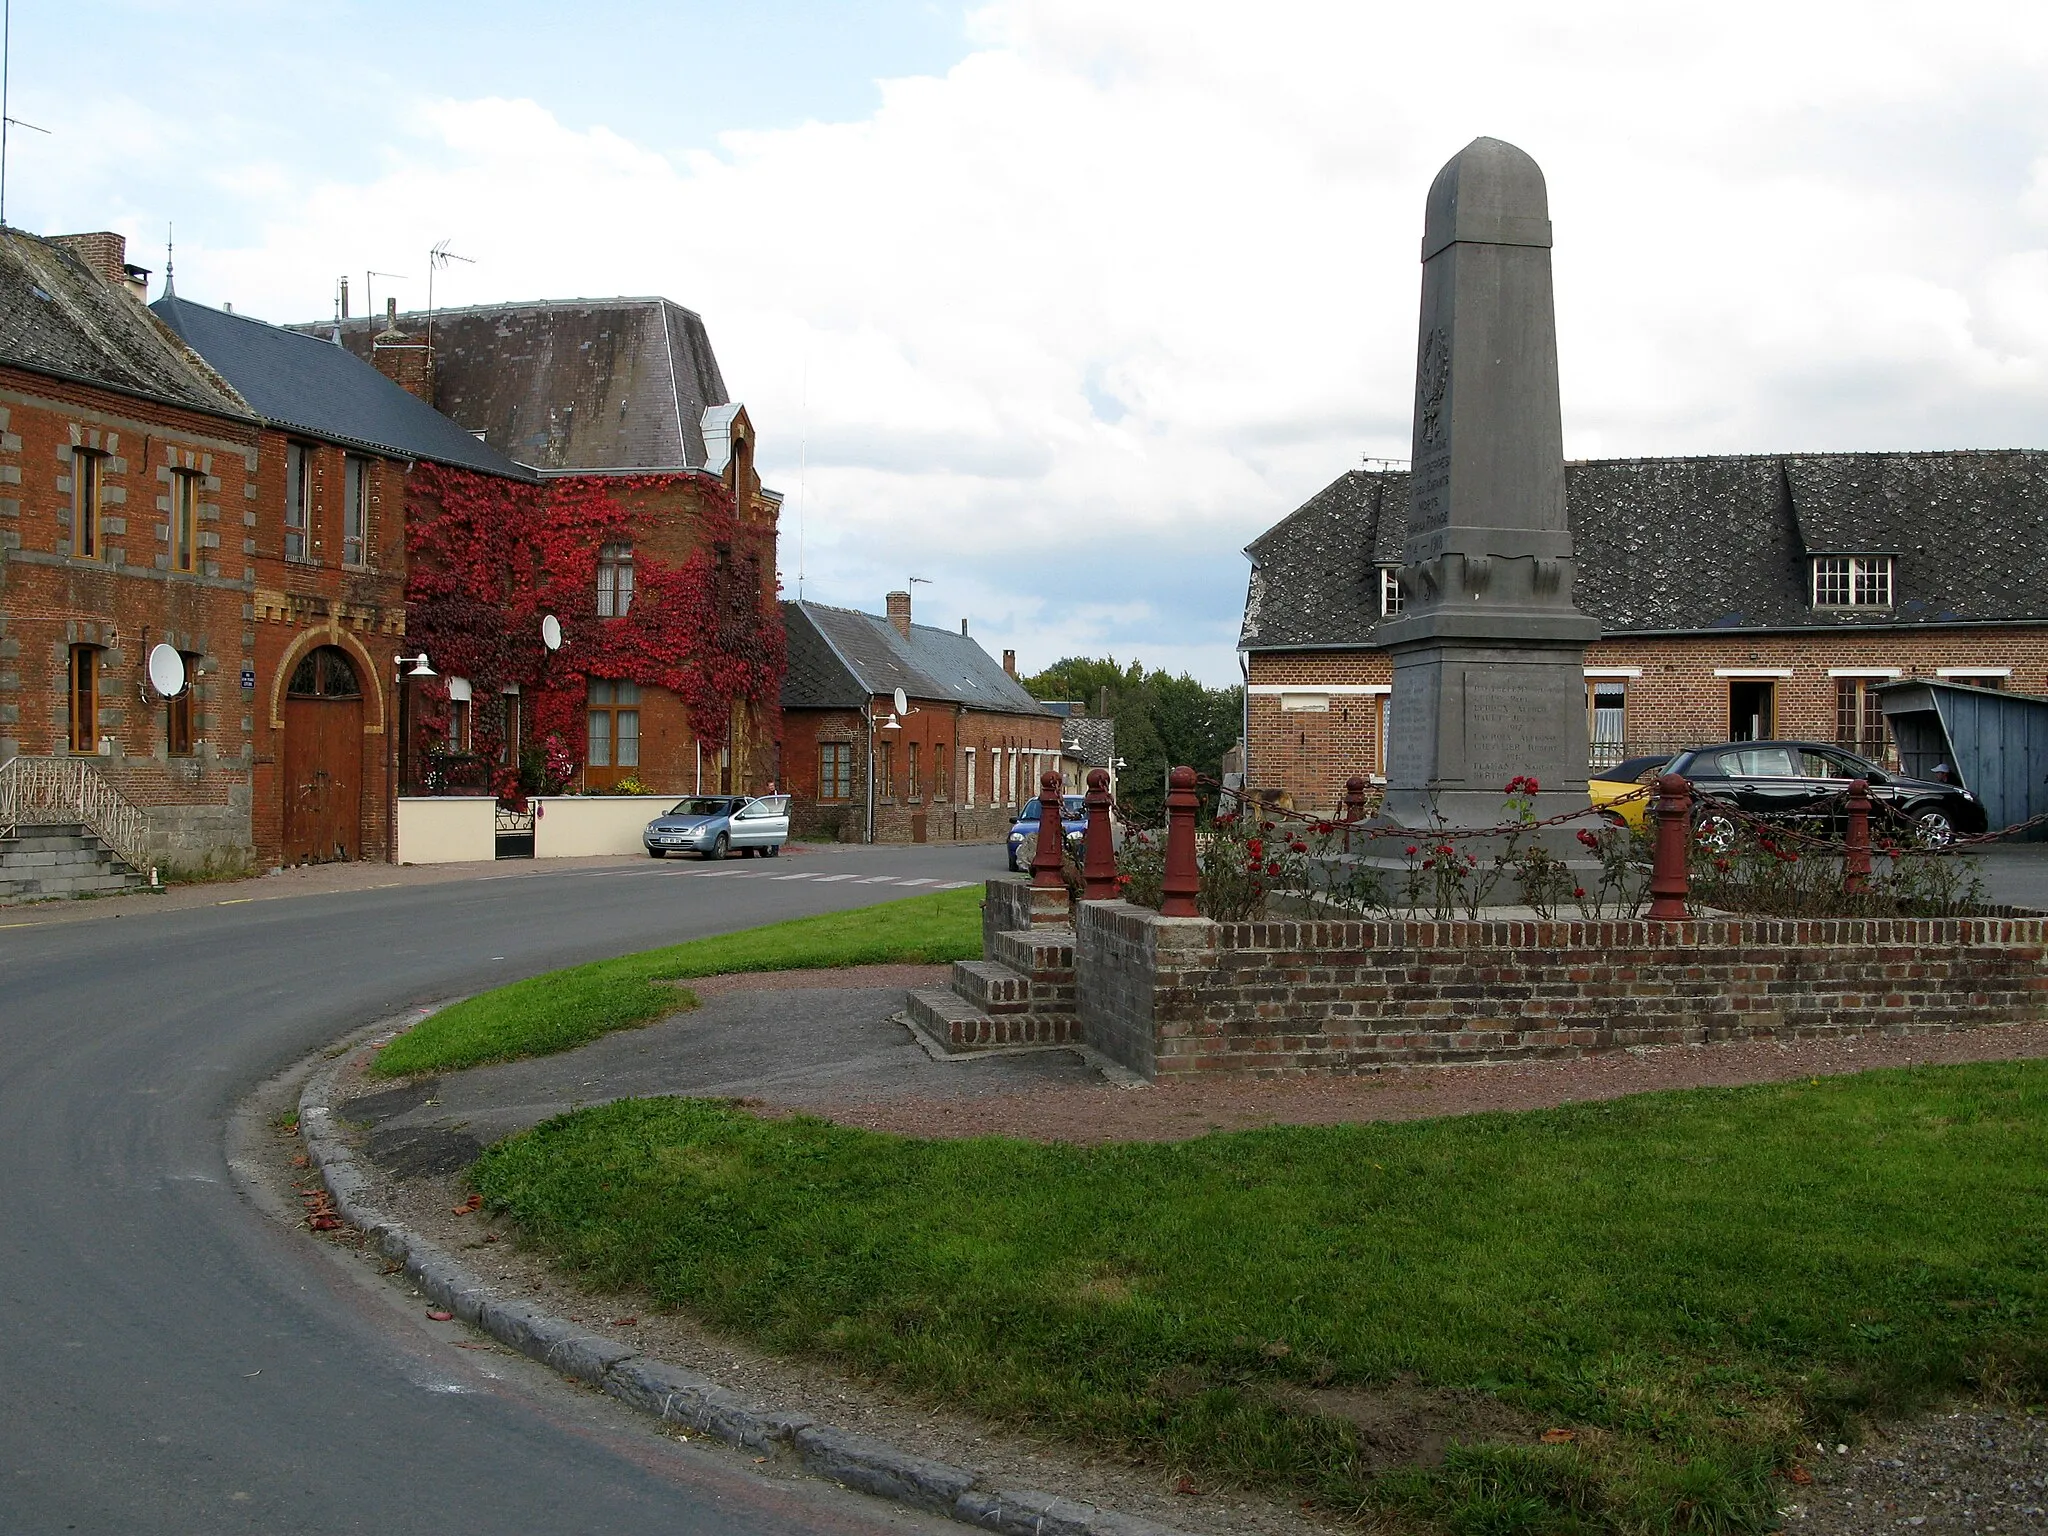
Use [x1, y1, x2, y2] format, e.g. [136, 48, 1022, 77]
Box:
[643, 794, 791, 860]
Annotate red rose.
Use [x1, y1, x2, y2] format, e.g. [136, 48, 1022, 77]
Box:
[1265, 860, 1281, 876]
[1573, 887, 1586, 898]
[1405, 845, 1418, 856]
[1290, 841, 1307, 854]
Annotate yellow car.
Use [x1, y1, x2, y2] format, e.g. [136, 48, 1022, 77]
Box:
[1588, 755, 1672, 831]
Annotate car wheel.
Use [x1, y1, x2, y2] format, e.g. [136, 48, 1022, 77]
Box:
[706, 832, 729, 860]
[765, 843, 781, 859]
[647, 848, 665, 859]
[1913, 808, 1956, 849]
[1693, 809, 1738, 855]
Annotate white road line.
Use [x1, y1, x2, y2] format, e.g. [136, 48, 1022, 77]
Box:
[809, 874, 864, 883]
[691, 867, 745, 876]
[769, 872, 821, 881]
[854, 875, 900, 884]
[892, 878, 937, 887]
[932, 881, 976, 889]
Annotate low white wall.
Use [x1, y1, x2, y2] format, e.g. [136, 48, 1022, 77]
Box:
[396, 797, 497, 865]
[534, 796, 668, 858]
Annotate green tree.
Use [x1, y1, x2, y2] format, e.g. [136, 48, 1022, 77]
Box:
[1020, 656, 1242, 824]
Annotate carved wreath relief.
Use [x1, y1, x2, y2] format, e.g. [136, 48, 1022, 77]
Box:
[1417, 326, 1451, 449]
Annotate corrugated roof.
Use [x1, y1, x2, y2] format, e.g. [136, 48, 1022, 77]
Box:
[307, 298, 729, 471]
[0, 230, 252, 421]
[152, 295, 532, 478]
[1243, 450, 2048, 649]
[782, 601, 1052, 715]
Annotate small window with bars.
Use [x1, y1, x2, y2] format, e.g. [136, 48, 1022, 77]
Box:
[1379, 567, 1404, 617]
[72, 449, 103, 559]
[597, 544, 635, 617]
[1812, 555, 1892, 608]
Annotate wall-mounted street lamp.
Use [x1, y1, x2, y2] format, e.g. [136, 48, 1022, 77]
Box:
[862, 686, 917, 843]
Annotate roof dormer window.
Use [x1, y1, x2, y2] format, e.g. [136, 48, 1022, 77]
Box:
[1379, 567, 1404, 617]
[1812, 555, 1891, 609]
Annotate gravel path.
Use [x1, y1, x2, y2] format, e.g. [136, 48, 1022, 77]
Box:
[1784, 1407, 2047, 1532]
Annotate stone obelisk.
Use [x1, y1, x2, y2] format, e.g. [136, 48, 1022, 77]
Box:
[1377, 137, 1600, 827]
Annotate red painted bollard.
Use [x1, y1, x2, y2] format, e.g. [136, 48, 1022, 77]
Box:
[1648, 772, 1692, 922]
[1343, 774, 1367, 853]
[1029, 770, 1067, 892]
[1082, 768, 1118, 900]
[1161, 765, 1200, 917]
[1844, 777, 1872, 894]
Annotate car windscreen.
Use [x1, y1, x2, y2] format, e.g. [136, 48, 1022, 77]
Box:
[1062, 798, 1086, 816]
[1016, 802, 1041, 821]
[667, 799, 732, 817]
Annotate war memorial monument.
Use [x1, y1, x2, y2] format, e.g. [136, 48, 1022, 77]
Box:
[1377, 136, 1603, 828]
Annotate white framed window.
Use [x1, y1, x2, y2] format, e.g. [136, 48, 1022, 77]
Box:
[1379, 567, 1403, 617]
[1811, 555, 1892, 608]
[597, 543, 634, 617]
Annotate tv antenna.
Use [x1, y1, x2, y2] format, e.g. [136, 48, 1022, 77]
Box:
[365, 269, 406, 320]
[0, 0, 53, 230]
[425, 239, 475, 368]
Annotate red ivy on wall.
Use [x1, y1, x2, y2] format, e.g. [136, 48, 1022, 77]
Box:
[403, 463, 784, 774]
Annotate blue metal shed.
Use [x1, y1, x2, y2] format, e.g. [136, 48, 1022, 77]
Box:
[1876, 679, 2048, 839]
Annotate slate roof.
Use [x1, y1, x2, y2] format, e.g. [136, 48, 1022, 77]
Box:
[153, 295, 531, 478]
[0, 229, 252, 422]
[1062, 715, 1118, 767]
[1241, 450, 2048, 650]
[308, 299, 729, 472]
[782, 601, 1053, 716]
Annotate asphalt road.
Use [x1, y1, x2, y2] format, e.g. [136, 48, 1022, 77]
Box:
[0, 842, 998, 1535]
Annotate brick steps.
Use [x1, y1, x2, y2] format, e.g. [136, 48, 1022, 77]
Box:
[0, 823, 147, 904]
[904, 987, 1081, 1050]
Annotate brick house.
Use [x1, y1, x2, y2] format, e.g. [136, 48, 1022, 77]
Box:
[314, 298, 784, 796]
[781, 592, 1064, 842]
[0, 228, 269, 875]
[1240, 452, 2048, 812]
[152, 289, 534, 862]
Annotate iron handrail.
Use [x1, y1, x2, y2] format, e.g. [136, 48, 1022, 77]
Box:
[0, 755, 150, 872]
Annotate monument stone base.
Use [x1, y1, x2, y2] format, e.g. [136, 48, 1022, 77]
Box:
[1379, 637, 1594, 830]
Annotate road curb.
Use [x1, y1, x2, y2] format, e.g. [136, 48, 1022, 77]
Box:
[298, 1039, 1197, 1536]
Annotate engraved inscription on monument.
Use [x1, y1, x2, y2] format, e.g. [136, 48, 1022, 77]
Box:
[1463, 672, 1574, 787]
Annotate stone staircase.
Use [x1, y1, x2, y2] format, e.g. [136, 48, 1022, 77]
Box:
[0, 822, 148, 903]
[904, 881, 1082, 1052]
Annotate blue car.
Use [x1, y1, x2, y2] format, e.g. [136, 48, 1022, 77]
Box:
[1007, 794, 1088, 872]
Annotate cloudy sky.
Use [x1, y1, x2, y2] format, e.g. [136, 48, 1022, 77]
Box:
[12, 1, 2048, 682]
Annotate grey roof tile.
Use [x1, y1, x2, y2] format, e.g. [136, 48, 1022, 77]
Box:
[781, 602, 1051, 715]
[153, 295, 531, 478]
[1244, 450, 2048, 648]
[0, 230, 251, 421]
[307, 298, 728, 471]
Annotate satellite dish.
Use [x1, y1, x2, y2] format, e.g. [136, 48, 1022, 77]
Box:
[893, 687, 908, 716]
[147, 644, 187, 698]
[541, 614, 563, 651]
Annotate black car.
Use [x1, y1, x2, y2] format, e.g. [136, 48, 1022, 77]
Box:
[1666, 740, 1986, 849]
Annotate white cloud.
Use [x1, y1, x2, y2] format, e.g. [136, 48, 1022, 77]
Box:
[67, 0, 2048, 682]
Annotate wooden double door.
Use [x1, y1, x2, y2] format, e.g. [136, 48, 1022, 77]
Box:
[283, 646, 365, 863]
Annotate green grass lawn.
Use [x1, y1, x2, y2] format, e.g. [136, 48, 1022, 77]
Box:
[472, 1061, 2048, 1535]
[371, 885, 982, 1078]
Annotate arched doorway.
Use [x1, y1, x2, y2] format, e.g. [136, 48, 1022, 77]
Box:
[283, 645, 364, 862]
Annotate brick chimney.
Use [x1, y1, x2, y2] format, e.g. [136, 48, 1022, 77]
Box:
[50, 231, 129, 290]
[886, 590, 912, 638]
[1003, 648, 1017, 677]
[372, 298, 434, 402]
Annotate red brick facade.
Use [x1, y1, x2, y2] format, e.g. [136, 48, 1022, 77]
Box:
[1246, 629, 2045, 816]
[782, 696, 1064, 842]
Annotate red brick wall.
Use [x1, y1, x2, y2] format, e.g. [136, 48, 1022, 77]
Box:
[1246, 629, 2048, 811]
[1073, 900, 2048, 1080]
[249, 434, 407, 864]
[0, 367, 263, 867]
[780, 699, 1063, 842]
